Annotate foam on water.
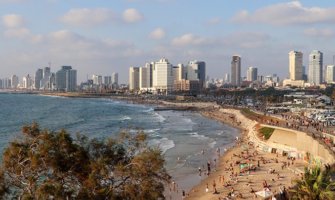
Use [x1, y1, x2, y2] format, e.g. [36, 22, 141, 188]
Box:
[182, 118, 196, 124]
[149, 137, 175, 154]
[120, 116, 131, 121]
[188, 132, 210, 140]
[154, 112, 166, 122]
[208, 141, 217, 148]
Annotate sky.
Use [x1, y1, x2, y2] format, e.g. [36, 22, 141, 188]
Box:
[1, 0, 335, 83]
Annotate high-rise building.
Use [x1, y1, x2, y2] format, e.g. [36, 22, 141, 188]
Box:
[66, 69, 77, 92]
[1, 78, 11, 89]
[231, 55, 241, 86]
[129, 67, 140, 91]
[34, 68, 43, 90]
[289, 51, 303, 80]
[308, 50, 323, 85]
[326, 65, 335, 83]
[246, 67, 258, 82]
[92, 75, 103, 85]
[104, 76, 112, 85]
[43, 67, 51, 78]
[112, 72, 118, 86]
[11, 75, 19, 89]
[139, 63, 153, 90]
[55, 66, 77, 92]
[152, 58, 174, 92]
[224, 73, 230, 83]
[40, 67, 52, 89]
[186, 61, 206, 89]
[23, 74, 33, 89]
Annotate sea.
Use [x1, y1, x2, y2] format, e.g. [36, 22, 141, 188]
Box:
[0, 93, 239, 193]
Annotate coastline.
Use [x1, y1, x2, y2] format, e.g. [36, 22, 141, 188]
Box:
[27, 93, 311, 199]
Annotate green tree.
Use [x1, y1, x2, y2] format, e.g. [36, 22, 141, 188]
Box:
[0, 123, 170, 199]
[289, 165, 335, 200]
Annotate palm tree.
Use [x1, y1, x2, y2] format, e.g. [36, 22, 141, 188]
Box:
[289, 165, 335, 200]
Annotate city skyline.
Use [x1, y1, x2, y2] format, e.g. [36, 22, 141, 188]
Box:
[1, 1, 335, 83]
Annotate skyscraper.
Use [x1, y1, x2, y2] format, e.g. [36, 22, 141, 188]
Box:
[11, 75, 19, 89]
[247, 67, 258, 82]
[40, 67, 52, 89]
[112, 72, 118, 86]
[104, 76, 112, 85]
[23, 74, 33, 89]
[308, 50, 323, 85]
[231, 55, 241, 86]
[224, 73, 230, 83]
[34, 68, 43, 90]
[152, 58, 174, 92]
[92, 75, 103, 85]
[55, 66, 77, 92]
[289, 51, 303, 80]
[326, 65, 335, 83]
[129, 67, 140, 91]
[187, 61, 206, 88]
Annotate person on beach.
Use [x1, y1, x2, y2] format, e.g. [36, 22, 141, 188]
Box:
[207, 161, 211, 175]
[205, 183, 209, 193]
[198, 167, 202, 176]
[212, 180, 217, 192]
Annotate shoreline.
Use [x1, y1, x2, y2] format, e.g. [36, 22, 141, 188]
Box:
[22, 93, 318, 199]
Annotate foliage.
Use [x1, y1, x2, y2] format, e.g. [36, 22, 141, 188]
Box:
[0, 123, 170, 199]
[258, 127, 274, 140]
[289, 165, 335, 200]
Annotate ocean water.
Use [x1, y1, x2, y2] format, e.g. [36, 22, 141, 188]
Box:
[0, 93, 239, 192]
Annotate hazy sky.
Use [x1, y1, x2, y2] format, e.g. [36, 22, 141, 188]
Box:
[1, 0, 335, 83]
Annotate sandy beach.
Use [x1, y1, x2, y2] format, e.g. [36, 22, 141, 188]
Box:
[173, 107, 306, 200]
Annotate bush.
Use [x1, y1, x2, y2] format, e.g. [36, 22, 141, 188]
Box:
[0, 123, 171, 199]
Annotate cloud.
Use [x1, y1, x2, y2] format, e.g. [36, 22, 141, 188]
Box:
[60, 8, 114, 27]
[232, 1, 335, 25]
[2, 14, 25, 28]
[303, 28, 334, 38]
[4, 27, 30, 38]
[172, 33, 210, 46]
[207, 17, 221, 25]
[122, 8, 143, 23]
[149, 28, 165, 40]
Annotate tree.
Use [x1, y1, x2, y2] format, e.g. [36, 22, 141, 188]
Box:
[0, 123, 170, 199]
[289, 165, 335, 200]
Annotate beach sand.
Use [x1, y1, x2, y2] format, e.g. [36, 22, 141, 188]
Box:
[180, 107, 308, 200]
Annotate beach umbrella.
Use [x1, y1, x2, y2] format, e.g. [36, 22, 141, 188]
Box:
[255, 190, 273, 199]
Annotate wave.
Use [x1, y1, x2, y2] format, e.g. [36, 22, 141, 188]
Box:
[120, 116, 131, 121]
[144, 128, 160, 134]
[154, 112, 166, 122]
[143, 107, 154, 113]
[216, 130, 224, 135]
[182, 118, 196, 124]
[149, 137, 175, 154]
[188, 132, 210, 140]
[208, 141, 217, 148]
